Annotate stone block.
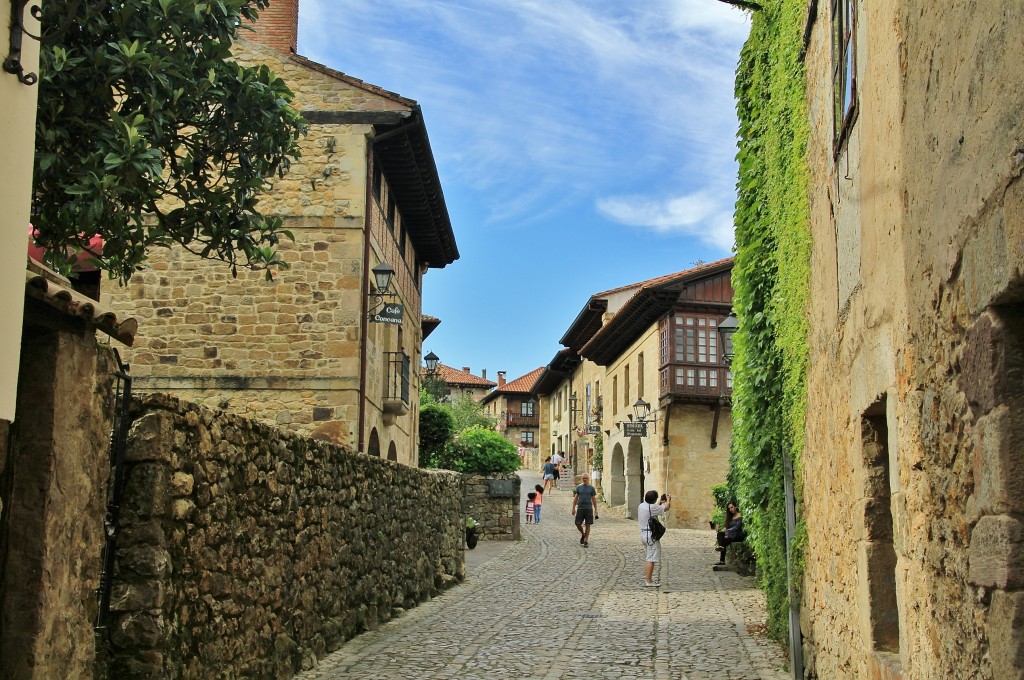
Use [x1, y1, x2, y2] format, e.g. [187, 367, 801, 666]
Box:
[990, 590, 1024, 679]
[974, 407, 1024, 515]
[124, 463, 171, 520]
[857, 540, 900, 653]
[125, 411, 176, 464]
[968, 514, 1024, 589]
[960, 312, 1024, 417]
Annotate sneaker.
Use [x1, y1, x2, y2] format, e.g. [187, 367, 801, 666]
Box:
[583, 540, 589, 548]
[580, 535, 586, 545]
[643, 581, 660, 587]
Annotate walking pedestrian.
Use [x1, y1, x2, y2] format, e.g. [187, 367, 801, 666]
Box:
[639, 490, 672, 586]
[571, 473, 598, 548]
[533, 484, 544, 524]
[551, 451, 564, 489]
[542, 457, 556, 494]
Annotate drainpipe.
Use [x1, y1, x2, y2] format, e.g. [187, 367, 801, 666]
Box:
[357, 140, 374, 454]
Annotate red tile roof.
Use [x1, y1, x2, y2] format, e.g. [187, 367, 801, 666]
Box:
[429, 364, 497, 388]
[25, 258, 137, 346]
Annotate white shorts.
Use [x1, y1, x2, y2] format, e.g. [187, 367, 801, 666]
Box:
[644, 538, 661, 563]
[543, 473, 554, 480]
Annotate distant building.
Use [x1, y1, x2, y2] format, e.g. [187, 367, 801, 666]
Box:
[537, 259, 734, 526]
[426, 364, 496, 403]
[481, 368, 544, 460]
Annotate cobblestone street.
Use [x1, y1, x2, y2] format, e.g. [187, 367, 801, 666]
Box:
[297, 475, 789, 680]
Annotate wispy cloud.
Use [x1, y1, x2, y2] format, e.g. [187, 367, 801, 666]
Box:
[596, 190, 736, 250]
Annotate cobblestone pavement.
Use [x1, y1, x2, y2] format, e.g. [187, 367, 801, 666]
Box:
[296, 475, 789, 680]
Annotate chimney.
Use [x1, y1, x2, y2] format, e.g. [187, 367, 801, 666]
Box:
[462, 367, 471, 374]
[246, 0, 300, 54]
[481, 369, 487, 380]
[498, 371, 506, 388]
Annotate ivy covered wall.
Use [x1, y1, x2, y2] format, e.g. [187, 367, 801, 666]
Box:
[729, 0, 811, 642]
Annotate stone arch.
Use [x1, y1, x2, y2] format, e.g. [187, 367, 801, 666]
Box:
[625, 436, 644, 519]
[609, 443, 625, 506]
[387, 441, 398, 462]
[368, 428, 381, 457]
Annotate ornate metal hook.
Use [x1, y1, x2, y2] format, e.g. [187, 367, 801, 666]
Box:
[3, 0, 42, 85]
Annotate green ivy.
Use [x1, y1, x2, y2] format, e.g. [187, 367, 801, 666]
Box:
[729, 0, 811, 642]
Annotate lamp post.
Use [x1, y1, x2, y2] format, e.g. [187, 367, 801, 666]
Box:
[422, 351, 446, 402]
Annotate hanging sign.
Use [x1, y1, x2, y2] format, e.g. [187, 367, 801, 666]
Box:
[372, 303, 404, 324]
[623, 421, 647, 437]
[588, 425, 601, 435]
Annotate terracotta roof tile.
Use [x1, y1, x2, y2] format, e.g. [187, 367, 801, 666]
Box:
[25, 258, 137, 346]
[496, 367, 545, 394]
[428, 364, 497, 388]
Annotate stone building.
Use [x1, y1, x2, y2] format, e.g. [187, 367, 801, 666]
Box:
[481, 367, 544, 457]
[105, 0, 459, 465]
[537, 259, 734, 527]
[795, 1, 1024, 677]
[427, 364, 497, 403]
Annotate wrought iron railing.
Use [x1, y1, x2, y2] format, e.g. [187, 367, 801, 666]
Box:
[506, 412, 540, 427]
[383, 351, 410, 405]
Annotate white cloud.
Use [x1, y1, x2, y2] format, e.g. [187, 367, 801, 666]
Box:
[597, 191, 736, 251]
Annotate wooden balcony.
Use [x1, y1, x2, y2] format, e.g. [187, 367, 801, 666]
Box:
[506, 412, 540, 428]
[659, 363, 732, 403]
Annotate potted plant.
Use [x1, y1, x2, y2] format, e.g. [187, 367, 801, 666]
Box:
[465, 517, 479, 549]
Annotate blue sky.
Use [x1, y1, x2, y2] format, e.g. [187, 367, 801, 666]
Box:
[299, 0, 751, 383]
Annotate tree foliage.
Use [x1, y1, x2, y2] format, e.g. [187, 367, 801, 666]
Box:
[446, 394, 496, 432]
[33, 0, 306, 282]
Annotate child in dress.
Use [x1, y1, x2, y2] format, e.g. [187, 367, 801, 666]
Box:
[525, 492, 536, 524]
[533, 484, 544, 524]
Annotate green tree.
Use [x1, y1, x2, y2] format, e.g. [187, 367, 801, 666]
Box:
[33, 0, 305, 282]
[447, 394, 495, 432]
[437, 426, 520, 475]
[418, 402, 454, 468]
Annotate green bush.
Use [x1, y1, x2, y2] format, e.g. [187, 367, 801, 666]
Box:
[437, 426, 521, 475]
[418, 402, 454, 468]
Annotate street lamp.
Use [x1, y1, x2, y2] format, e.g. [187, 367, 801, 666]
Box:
[368, 261, 398, 321]
[632, 398, 651, 422]
[424, 351, 439, 373]
[372, 262, 395, 295]
[719, 312, 739, 367]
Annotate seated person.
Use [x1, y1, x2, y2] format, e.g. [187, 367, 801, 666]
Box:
[715, 501, 744, 565]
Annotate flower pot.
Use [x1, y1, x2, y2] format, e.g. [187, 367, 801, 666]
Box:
[466, 529, 479, 550]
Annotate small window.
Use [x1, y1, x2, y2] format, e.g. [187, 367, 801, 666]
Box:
[521, 400, 534, 417]
[832, 0, 857, 152]
[520, 431, 535, 446]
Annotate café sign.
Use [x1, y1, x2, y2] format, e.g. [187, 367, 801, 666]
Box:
[372, 303, 404, 325]
[622, 421, 647, 437]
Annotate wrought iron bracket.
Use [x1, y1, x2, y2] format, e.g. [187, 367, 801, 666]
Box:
[4, 0, 41, 85]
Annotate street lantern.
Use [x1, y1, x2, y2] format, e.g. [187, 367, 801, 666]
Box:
[633, 398, 651, 422]
[424, 351, 439, 373]
[371, 262, 395, 295]
[719, 312, 739, 366]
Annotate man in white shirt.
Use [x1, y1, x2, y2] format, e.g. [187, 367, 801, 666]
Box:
[638, 490, 672, 587]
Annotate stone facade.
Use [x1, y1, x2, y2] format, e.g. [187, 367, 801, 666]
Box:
[462, 473, 521, 541]
[104, 28, 457, 466]
[799, 1, 1024, 677]
[107, 394, 465, 678]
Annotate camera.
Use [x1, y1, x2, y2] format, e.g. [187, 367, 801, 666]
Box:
[660, 493, 668, 502]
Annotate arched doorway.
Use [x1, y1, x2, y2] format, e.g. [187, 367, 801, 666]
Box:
[368, 428, 381, 457]
[387, 441, 398, 462]
[609, 443, 625, 506]
[625, 436, 644, 519]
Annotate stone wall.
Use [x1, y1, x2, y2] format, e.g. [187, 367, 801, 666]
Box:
[0, 319, 116, 680]
[799, 1, 1024, 678]
[462, 473, 520, 541]
[107, 394, 464, 678]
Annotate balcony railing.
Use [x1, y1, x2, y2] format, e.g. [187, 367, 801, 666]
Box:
[659, 363, 732, 402]
[383, 351, 410, 408]
[506, 412, 540, 428]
